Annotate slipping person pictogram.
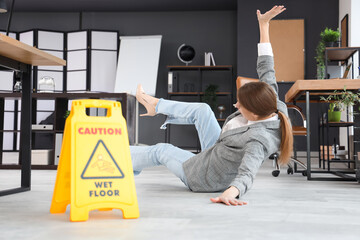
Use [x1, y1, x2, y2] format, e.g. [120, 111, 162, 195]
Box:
[91, 154, 115, 174]
[81, 139, 124, 179]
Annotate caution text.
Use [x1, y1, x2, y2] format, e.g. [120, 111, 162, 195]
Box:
[78, 127, 122, 135]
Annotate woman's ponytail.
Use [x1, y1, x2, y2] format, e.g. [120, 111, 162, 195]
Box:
[277, 111, 293, 165]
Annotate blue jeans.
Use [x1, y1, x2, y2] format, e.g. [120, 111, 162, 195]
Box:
[130, 99, 221, 187]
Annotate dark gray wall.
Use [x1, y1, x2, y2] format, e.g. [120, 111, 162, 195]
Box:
[0, 11, 237, 145]
[237, 0, 339, 151]
[4, 0, 237, 12]
[82, 11, 237, 145]
[0, 12, 80, 31]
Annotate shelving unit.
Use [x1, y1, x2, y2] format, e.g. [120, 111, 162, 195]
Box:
[0, 33, 66, 196]
[325, 47, 360, 179]
[0, 92, 136, 170]
[324, 46, 360, 79]
[166, 65, 233, 151]
[318, 114, 355, 176]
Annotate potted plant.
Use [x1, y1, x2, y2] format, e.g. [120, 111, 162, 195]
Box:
[320, 27, 340, 47]
[202, 84, 218, 111]
[315, 28, 340, 79]
[320, 87, 360, 122]
[315, 40, 326, 79]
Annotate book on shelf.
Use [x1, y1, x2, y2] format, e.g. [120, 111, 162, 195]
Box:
[210, 53, 216, 66]
[342, 62, 352, 79]
[204, 52, 216, 66]
[204, 53, 210, 66]
[168, 71, 179, 92]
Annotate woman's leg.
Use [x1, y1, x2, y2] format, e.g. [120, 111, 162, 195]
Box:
[136, 85, 221, 151]
[130, 143, 195, 187]
[156, 99, 221, 150]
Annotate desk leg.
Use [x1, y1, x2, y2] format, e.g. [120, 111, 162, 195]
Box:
[306, 91, 311, 180]
[0, 98, 4, 164]
[20, 65, 32, 189]
[135, 100, 139, 145]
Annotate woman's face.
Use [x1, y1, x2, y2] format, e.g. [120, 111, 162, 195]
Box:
[234, 100, 259, 121]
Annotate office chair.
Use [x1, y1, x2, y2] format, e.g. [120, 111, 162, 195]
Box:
[236, 76, 307, 177]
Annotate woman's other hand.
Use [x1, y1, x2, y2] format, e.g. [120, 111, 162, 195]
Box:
[210, 186, 247, 206]
[257, 5, 286, 24]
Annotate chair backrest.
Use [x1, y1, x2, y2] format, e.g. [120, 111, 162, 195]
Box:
[236, 76, 307, 136]
[236, 76, 259, 90]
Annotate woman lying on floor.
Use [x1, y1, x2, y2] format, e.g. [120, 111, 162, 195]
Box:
[130, 5, 292, 206]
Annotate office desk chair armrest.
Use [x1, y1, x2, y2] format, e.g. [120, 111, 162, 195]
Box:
[286, 104, 306, 128]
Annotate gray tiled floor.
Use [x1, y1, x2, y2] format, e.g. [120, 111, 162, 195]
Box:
[1, 161, 360, 240]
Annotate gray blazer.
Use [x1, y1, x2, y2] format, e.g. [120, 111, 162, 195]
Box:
[183, 55, 289, 197]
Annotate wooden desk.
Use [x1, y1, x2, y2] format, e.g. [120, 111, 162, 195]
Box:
[285, 79, 360, 103]
[285, 79, 360, 181]
[0, 34, 66, 196]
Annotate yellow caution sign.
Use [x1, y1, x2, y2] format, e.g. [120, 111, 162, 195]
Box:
[50, 99, 139, 222]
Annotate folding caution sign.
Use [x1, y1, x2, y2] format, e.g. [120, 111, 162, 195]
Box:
[50, 99, 139, 222]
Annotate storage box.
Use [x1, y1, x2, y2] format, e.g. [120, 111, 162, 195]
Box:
[320, 145, 345, 151]
[320, 145, 347, 160]
[32, 149, 54, 165]
[2, 150, 54, 165]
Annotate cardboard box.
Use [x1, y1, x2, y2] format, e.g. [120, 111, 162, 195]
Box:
[32, 149, 54, 165]
[2, 150, 54, 165]
[320, 145, 345, 151]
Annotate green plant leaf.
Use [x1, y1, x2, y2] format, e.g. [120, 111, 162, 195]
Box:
[202, 84, 219, 111]
[321, 86, 360, 113]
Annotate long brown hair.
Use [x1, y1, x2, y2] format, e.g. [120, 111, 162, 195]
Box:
[238, 82, 293, 165]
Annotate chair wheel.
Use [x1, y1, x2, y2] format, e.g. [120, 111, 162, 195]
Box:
[287, 167, 294, 175]
[302, 171, 307, 176]
[272, 170, 280, 177]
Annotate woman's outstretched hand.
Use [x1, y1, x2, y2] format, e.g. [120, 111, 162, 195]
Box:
[257, 5, 286, 24]
[210, 186, 248, 206]
[210, 196, 247, 206]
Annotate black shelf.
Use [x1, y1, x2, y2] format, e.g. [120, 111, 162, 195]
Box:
[318, 111, 355, 174]
[328, 159, 355, 163]
[166, 65, 233, 151]
[325, 46, 360, 79]
[0, 164, 57, 170]
[167, 65, 233, 71]
[31, 130, 55, 133]
[325, 47, 359, 62]
[168, 92, 232, 96]
[320, 121, 354, 127]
